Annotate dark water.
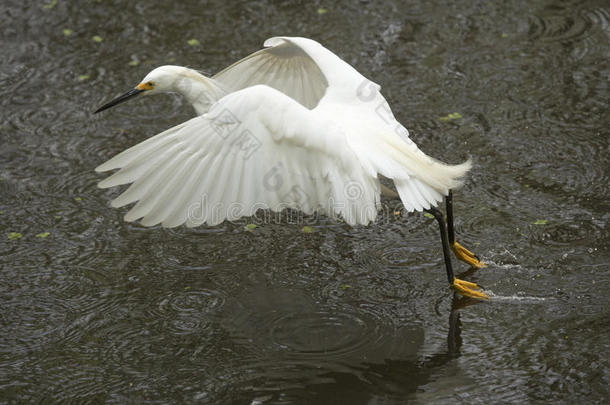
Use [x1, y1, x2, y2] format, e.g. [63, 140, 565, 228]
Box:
[1, 0, 608, 403]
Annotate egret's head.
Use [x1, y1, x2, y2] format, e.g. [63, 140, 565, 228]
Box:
[139, 65, 189, 93]
[94, 65, 183, 113]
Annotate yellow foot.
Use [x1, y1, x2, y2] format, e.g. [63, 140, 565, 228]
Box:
[451, 241, 487, 269]
[452, 277, 489, 300]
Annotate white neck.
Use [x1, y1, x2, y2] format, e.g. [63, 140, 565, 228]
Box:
[167, 68, 228, 115]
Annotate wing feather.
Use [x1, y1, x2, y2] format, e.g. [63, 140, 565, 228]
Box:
[123, 150, 189, 221]
[213, 38, 329, 109]
[96, 122, 189, 173]
[110, 143, 187, 208]
[162, 153, 214, 228]
[96, 85, 381, 227]
[139, 152, 202, 226]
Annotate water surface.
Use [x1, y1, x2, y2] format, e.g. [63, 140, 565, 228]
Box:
[1, 0, 608, 403]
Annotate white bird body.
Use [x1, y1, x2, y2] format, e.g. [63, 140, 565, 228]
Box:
[96, 36, 471, 228]
[94, 36, 491, 300]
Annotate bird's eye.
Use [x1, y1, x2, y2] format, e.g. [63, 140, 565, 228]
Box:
[136, 81, 155, 91]
[137, 81, 155, 91]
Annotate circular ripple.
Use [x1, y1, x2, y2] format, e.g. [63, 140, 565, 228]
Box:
[153, 289, 226, 335]
[168, 289, 225, 313]
[269, 310, 370, 356]
[157, 240, 220, 272]
[527, 7, 609, 61]
[0, 264, 116, 353]
[528, 13, 591, 43]
[379, 245, 427, 267]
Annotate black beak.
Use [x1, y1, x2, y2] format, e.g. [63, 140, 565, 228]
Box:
[94, 88, 145, 114]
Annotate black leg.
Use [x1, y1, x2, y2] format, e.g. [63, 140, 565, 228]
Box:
[446, 189, 456, 245]
[426, 206, 454, 284]
[426, 199, 489, 299]
[446, 189, 482, 263]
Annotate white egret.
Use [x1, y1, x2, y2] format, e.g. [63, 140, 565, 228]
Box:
[94, 36, 487, 299]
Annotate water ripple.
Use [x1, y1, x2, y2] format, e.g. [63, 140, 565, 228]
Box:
[269, 310, 372, 357]
[528, 7, 609, 61]
[152, 289, 226, 335]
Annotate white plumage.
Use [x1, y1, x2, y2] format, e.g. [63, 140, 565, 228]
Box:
[95, 36, 471, 228]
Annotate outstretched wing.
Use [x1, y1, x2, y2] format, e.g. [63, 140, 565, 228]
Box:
[213, 37, 370, 109]
[96, 85, 381, 227]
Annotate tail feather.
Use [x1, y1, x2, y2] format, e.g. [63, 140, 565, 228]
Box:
[382, 133, 472, 192]
[352, 129, 472, 212]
